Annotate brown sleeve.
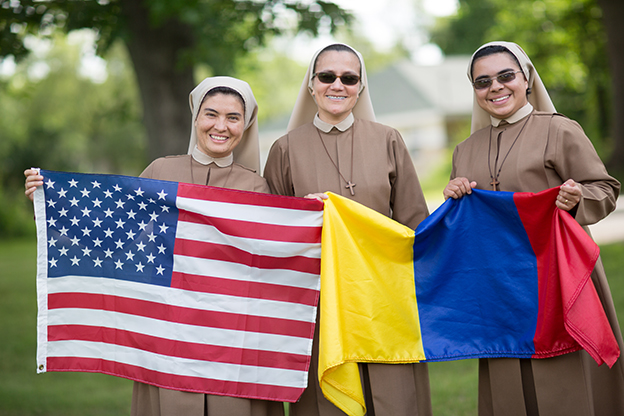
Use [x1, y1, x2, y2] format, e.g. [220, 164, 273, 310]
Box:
[139, 160, 157, 179]
[253, 176, 272, 194]
[264, 136, 295, 197]
[548, 117, 620, 225]
[449, 146, 459, 181]
[387, 130, 429, 230]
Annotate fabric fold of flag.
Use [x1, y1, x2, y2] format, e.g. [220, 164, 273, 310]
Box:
[34, 169, 324, 403]
[319, 188, 619, 416]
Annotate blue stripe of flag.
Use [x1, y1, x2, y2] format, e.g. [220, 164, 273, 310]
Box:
[413, 189, 539, 360]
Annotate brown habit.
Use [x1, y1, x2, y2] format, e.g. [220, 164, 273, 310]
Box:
[131, 154, 282, 416]
[451, 111, 624, 416]
[264, 119, 432, 416]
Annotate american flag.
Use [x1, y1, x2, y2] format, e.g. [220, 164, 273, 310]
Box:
[33, 169, 323, 402]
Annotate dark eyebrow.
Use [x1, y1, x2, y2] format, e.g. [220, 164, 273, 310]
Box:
[317, 69, 359, 76]
[475, 68, 517, 80]
[204, 107, 243, 118]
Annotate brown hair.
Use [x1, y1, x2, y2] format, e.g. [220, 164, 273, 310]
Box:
[313, 44, 361, 77]
[200, 86, 245, 115]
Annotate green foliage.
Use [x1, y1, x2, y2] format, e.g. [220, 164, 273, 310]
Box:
[430, 0, 499, 55]
[0, 0, 122, 60]
[233, 47, 308, 123]
[0, 32, 146, 237]
[430, 0, 612, 155]
[1, 0, 352, 75]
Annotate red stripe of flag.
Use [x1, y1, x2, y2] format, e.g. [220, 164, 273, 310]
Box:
[177, 183, 324, 212]
[173, 238, 320, 274]
[48, 325, 310, 371]
[171, 272, 319, 307]
[48, 293, 315, 338]
[512, 189, 578, 354]
[46, 357, 305, 402]
[178, 210, 322, 244]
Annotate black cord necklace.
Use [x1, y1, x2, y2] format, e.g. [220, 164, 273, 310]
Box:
[487, 114, 531, 191]
[316, 126, 356, 196]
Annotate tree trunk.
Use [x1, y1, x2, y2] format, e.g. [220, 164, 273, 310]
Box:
[597, 0, 624, 178]
[119, 0, 196, 163]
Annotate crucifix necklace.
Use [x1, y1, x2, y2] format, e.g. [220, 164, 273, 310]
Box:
[487, 114, 531, 191]
[316, 126, 356, 196]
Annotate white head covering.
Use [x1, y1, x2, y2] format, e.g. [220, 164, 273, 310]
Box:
[188, 76, 261, 171]
[467, 41, 556, 133]
[286, 43, 376, 132]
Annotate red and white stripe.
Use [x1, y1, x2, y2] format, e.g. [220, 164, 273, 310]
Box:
[37, 183, 323, 402]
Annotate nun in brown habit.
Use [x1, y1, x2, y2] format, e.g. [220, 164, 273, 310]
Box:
[264, 44, 432, 416]
[134, 76, 288, 416]
[444, 41, 623, 416]
[26, 76, 283, 416]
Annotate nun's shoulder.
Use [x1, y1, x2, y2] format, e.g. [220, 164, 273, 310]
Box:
[531, 111, 585, 134]
[232, 162, 263, 175]
[281, 122, 318, 142]
[140, 154, 191, 178]
[354, 118, 403, 139]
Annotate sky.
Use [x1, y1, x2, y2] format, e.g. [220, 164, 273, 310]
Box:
[334, 0, 458, 50]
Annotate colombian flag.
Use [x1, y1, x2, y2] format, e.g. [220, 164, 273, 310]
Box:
[319, 187, 619, 416]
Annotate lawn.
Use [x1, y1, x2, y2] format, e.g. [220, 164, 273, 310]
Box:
[2, 238, 623, 415]
[0, 239, 133, 416]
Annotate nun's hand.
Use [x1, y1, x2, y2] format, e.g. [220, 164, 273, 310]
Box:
[443, 177, 477, 200]
[556, 179, 582, 211]
[24, 169, 43, 202]
[304, 193, 328, 202]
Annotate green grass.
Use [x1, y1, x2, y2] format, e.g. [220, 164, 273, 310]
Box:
[600, 242, 624, 328]
[0, 239, 133, 416]
[2, 239, 623, 415]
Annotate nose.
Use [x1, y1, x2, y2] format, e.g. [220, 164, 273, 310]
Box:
[214, 116, 227, 131]
[490, 78, 504, 91]
[330, 77, 345, 89]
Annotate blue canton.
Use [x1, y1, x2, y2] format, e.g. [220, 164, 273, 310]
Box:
[41, 170, 179, 286]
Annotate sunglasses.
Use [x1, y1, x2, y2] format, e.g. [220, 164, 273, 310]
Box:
[313, 72, 360, 86]
[472, 70, 523, 90]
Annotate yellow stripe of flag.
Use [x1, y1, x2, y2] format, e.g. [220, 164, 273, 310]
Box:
[319, 193, 426, 416]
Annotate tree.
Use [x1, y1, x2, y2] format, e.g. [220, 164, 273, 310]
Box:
[0, 0, 351, 161]
[596, 0, 624, 176]
[430, 0, 624, 177]
[0, 32, 146, 237]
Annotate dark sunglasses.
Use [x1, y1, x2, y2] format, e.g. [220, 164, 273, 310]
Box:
[313, 72, 360, 86]
[472, 70, 523, 90]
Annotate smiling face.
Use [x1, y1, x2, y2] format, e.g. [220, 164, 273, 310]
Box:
[472, 52, 529, 120]
[194, 92, 245, 158]
[311, 50, 361, 124]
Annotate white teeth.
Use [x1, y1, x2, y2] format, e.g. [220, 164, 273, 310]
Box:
[327, 95, 346, 100]
[210, 135, 228, 142]
[492, 95, 510, 102]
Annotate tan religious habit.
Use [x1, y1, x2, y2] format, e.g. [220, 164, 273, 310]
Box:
[265, 118, 431, 416]
[451, 110, 623, 416]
